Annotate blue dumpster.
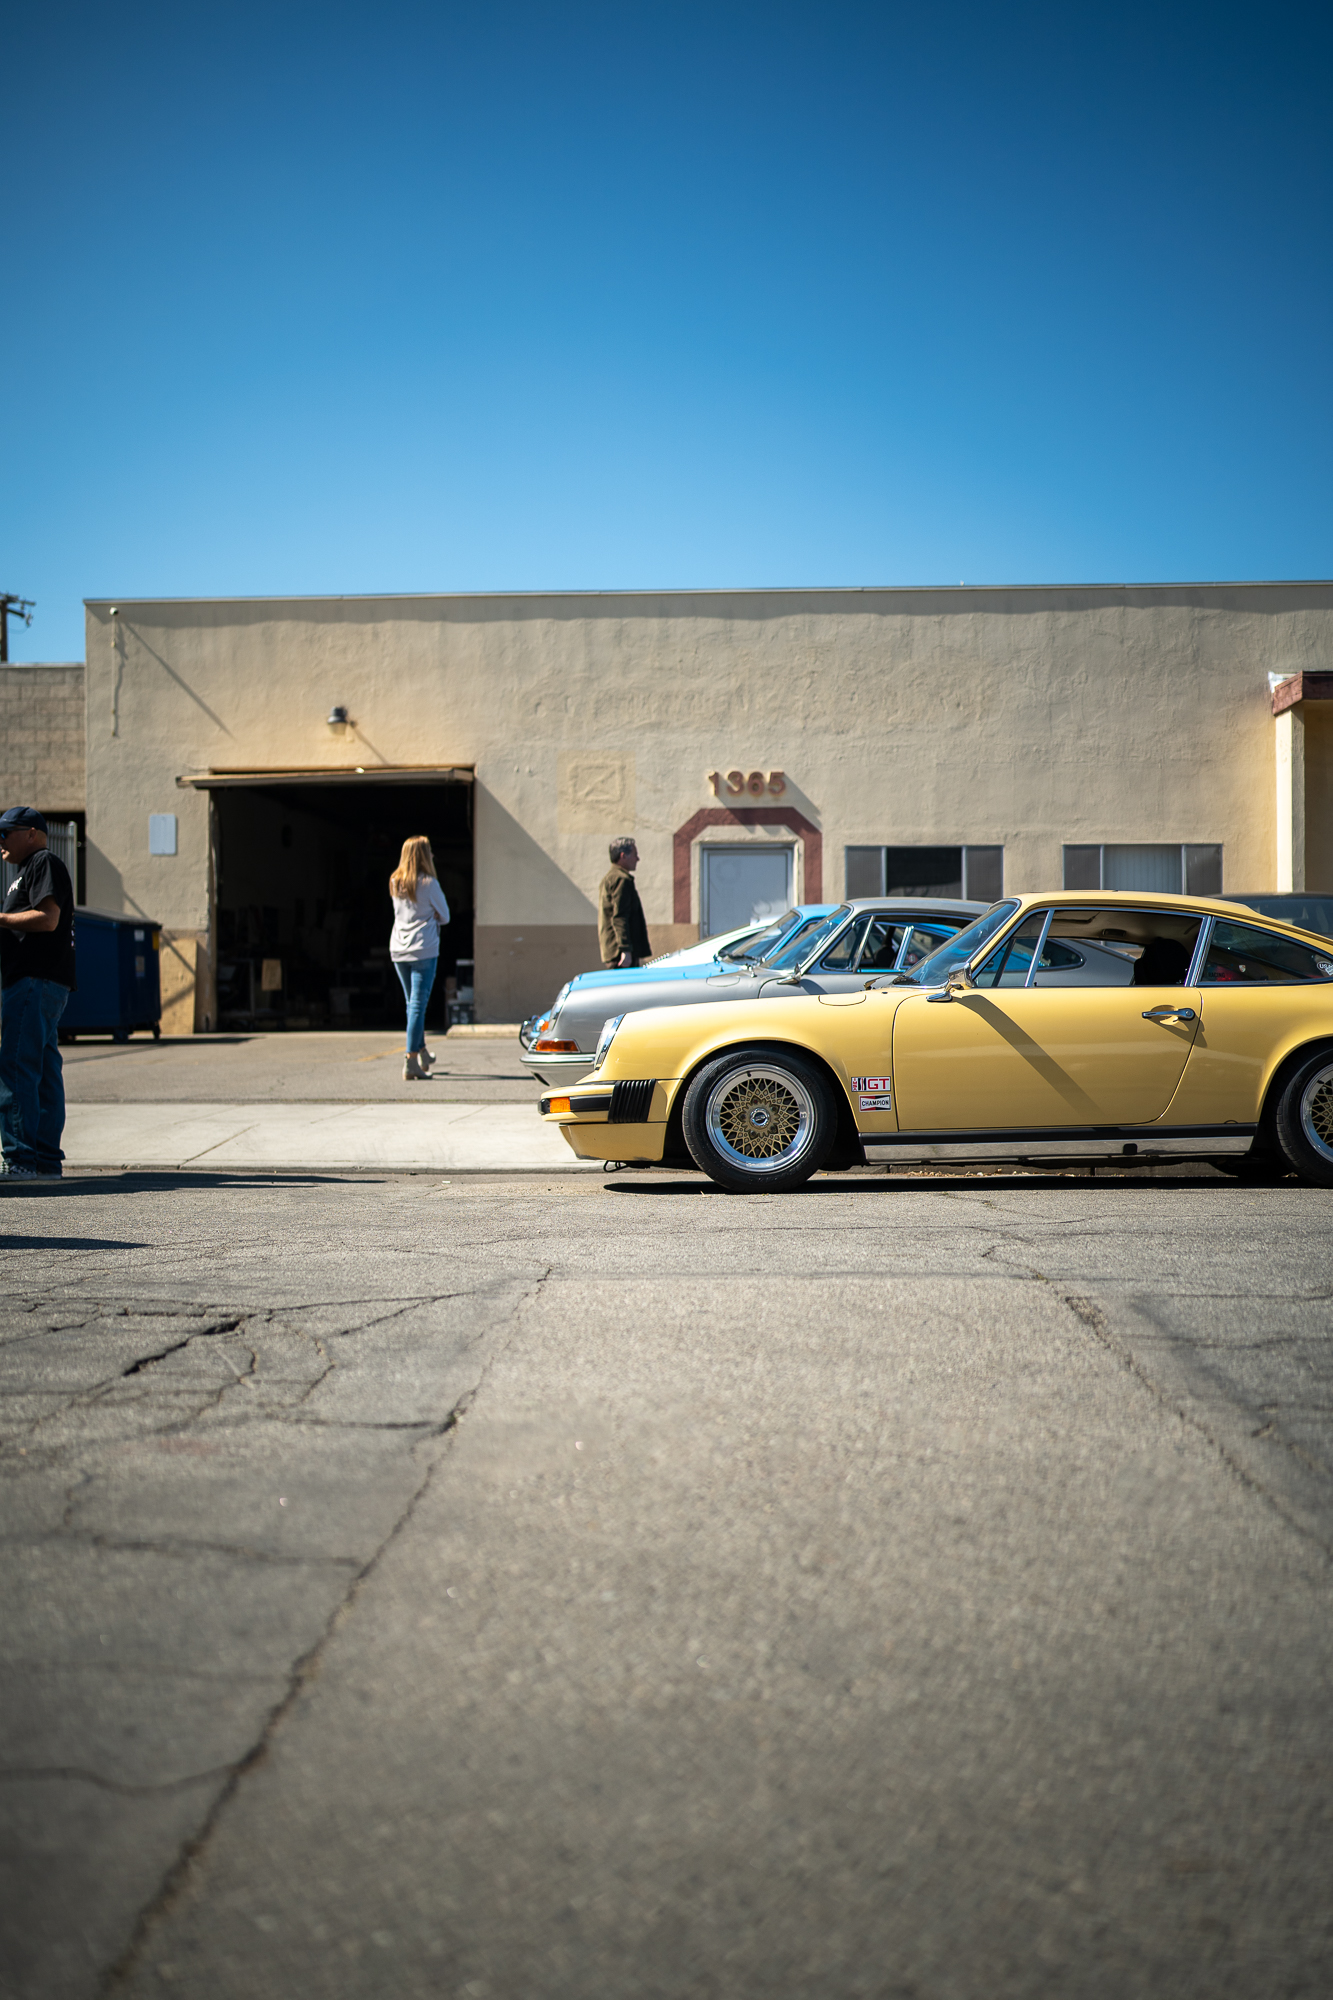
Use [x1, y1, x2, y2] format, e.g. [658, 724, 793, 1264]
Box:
[59, 910, 162, 1042]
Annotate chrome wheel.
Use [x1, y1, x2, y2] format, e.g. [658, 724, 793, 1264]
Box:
[1298, 1062, 1333, 1164]
[704, 1064, 816, 1174]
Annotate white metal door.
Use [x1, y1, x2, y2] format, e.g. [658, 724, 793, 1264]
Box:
[701, 846, 793, 938]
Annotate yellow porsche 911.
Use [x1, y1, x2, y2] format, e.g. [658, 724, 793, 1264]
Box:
[538, 891, 1333, 1191]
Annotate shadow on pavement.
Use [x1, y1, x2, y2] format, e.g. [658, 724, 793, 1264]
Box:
[0, 1234, 151, 1249]
[1, 1172, 371, 1196]
[602, 1171, 1294, 1195]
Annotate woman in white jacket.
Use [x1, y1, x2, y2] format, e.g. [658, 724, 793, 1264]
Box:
[389, 836, 451, 1081]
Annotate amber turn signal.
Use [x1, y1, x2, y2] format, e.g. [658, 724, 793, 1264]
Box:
[547, 1096, 572, 1114]
[533, 1038, 580, 1053]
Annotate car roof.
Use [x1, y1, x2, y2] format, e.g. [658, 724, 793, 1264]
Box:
[841, 898, 987, 915]
[1005, 889, 1329, 948]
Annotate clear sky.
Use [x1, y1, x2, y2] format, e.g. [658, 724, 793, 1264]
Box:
[5, 0, 1330, 661]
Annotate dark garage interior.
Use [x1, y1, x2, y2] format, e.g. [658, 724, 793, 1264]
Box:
[212, 777, 473, 1031]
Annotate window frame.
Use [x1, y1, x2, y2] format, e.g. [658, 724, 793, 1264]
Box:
[844, 844, 1004, 900]
[973, 906, 1054, 989]
[1062, 843, 1223, 897]
[966, 905, 1215, 989]
[1195, 914, 1333, 987]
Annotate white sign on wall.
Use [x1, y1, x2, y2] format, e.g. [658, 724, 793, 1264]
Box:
[149, 813, 178, 856]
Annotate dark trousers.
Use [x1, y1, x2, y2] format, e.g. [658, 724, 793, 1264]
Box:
[0, 976, 70, 1173]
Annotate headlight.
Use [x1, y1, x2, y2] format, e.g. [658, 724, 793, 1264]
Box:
[593, 1014, 624, 1071]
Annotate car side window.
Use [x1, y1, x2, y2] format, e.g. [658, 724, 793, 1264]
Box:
[817, 914, 873, 970]
[899, 924, 955, 970]
[855, 918, 906, 971]
[1202, 921, 1333, 985]
[973, 912, 1049, 987]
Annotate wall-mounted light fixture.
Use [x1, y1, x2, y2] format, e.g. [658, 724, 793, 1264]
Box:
[327, 704, 349, 727]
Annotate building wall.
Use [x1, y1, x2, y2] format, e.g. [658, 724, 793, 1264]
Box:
[1302, 705, 1333, 890]
[0, 664, 85, 814]
[82, 585, 1333, 1021]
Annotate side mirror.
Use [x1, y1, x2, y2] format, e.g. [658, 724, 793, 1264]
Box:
[927, 970, 975, 1004]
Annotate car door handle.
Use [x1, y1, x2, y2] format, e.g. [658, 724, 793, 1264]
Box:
[1142, 1006, 1196, 1022]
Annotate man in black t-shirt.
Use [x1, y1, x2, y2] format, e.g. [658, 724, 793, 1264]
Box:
[0, 807, 77, 1180]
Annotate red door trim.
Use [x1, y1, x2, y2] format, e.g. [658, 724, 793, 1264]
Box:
[673, 808, 823, 924]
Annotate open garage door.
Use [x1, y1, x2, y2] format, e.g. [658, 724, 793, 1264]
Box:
[181, 767, 473, 1031]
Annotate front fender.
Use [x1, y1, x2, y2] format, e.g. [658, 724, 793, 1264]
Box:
[597, 992, 906, 1117]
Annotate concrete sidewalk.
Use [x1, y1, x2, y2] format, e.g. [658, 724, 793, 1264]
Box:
[61, 1102, 596, 1172]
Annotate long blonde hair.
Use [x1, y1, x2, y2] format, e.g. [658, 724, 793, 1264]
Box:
[390, 835, 437, 899]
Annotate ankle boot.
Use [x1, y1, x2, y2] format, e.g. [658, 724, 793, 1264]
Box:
[420, 1047, 438, 1069]
[403, 1051, 427, 1081]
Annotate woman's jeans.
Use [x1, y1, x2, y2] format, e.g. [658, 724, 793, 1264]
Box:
[394, 957, 438, 1053]
[0, 976, 70, 1173]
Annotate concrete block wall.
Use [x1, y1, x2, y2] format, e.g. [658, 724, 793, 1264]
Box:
[0, 664, 86, 814]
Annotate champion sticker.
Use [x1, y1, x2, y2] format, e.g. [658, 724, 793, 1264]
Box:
[850, 1076, 890, 1095]
[859, 1093, 892, 1112]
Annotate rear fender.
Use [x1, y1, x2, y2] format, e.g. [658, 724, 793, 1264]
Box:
[1257, 1034, 1333, 1145]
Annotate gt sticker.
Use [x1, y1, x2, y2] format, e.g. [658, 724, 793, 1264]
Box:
[859, 1093, 892, 1112]
[850, 1076, 890, 1095]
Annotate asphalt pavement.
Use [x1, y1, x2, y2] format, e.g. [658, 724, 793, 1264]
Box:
[2, 1162, 1331, 1999]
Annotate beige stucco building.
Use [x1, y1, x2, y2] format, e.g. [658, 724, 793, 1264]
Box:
[27, 579, 1329, 1030]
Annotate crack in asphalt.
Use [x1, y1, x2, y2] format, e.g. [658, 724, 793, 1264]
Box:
[97, 1264, 552, 1995]
[0, 1764, 237, 1798]
[935, 1193, 1333, 1562]
[75, 1534, 362, 1569]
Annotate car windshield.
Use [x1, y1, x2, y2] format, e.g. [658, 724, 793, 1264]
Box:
[901, 901, 1021, 984]
[719, 910, 800, 962]
[764, 906, 852, 970]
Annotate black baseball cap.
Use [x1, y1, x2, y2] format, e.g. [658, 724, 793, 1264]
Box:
[0, 807, 48, 834]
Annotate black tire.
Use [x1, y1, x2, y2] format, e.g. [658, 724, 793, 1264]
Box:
[681, 1047, 838, 1192]
[1273, 1051, 1333, 1185]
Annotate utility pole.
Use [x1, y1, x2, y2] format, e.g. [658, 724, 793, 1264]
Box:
[0, 594, 35, 663]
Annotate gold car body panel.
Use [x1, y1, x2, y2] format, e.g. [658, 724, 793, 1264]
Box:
[890, 985, 1203, 1128]
[541, 993, 901, 1135]
[1167, 988, 1333, 1125]
[560, 1120, 669, 1162]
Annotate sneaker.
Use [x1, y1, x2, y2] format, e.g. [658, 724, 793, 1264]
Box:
[2, 1162, 48, 1180]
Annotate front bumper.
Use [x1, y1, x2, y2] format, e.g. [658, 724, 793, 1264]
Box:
[539, 1078, 671, 1163]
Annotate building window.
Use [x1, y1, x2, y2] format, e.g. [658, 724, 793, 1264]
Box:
[1062, 844, 1223, 896]
[845, 844, 1004, 902]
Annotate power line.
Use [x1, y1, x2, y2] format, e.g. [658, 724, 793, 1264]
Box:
[0, 594, 35, 663]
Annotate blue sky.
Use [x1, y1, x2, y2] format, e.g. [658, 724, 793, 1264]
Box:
[5, 0, 1330, 661]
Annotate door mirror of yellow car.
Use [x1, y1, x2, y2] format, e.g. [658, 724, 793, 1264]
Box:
[927, 968, 976, 1004]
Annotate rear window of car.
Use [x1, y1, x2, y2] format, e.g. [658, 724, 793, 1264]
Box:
[1202, 921, 1333, 984]
[1231, 896, 1333, 942]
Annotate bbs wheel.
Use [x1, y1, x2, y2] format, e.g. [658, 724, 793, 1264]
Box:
[681, 1047, 837, 1192]
[1274, 1051, 1333, 1186]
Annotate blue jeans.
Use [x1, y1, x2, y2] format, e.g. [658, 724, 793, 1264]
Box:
[394, 957, 438, 1053]
[0, 977, 70, 1173]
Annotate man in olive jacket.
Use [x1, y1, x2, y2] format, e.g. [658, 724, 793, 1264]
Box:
[598, 837, 652, 968]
